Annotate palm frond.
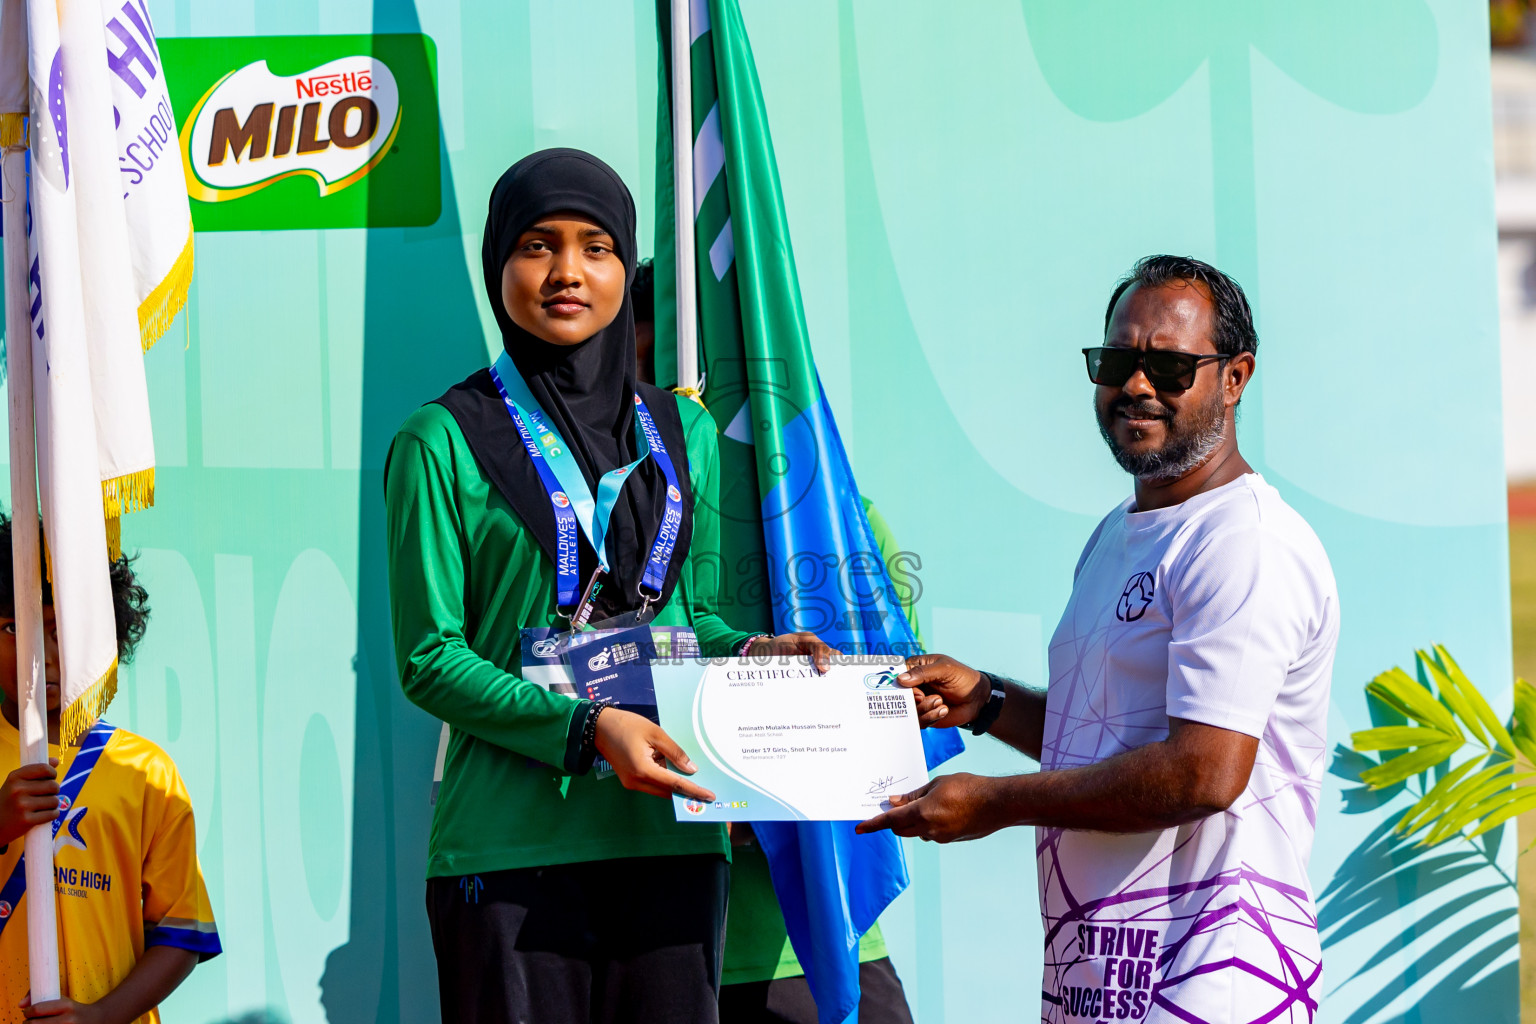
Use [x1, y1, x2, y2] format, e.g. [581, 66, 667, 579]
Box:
[1433, 646, 1517, 755]
[1364, 666, 1459, 733]
[1358, 741, 1463, 790]
[1511, 678, 1536, 765]
[1350, 647, 1533, 852]
[1395, 756, 1494, 837]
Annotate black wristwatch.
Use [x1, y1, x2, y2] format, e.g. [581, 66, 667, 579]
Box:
[969, 672, 1008, 736]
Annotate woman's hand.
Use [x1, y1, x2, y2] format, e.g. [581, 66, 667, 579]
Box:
[593, 707, 716, 802]
[897, 654, 990, 729]
[745, 632, 835, 673]
[1, 758, 60, 847]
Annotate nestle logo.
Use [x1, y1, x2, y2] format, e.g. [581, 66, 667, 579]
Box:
[295, 69, 373, 99]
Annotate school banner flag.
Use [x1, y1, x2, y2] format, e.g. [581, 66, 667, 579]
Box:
[655, 1, 964, 1019]
[0, 0, 183, 742]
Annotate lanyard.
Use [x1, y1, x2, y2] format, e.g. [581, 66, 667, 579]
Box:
[0, 720, 116, 938]
[489, 353, 686, 621]
[629, 392, 685, 601]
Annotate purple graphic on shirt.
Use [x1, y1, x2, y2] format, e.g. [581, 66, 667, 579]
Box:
[1037, 824, 1321, 1024]
[1039, 593, 1328, 1023]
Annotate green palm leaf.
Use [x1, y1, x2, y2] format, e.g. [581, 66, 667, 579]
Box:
[1359, 741, 1463, 789]
[1433, 646, 1517, 755]
[1420, 650, 1489, 747]
[1351, 647, 1534, 851]
[1351, 726, 1457, 752]
[1364, 666, 1459, 734]
[1395, 756, 1491, 836]
[1421, 769, 1535, 845]
[1465, 787, 1536, 841]
[1511, 678, 1536, 765]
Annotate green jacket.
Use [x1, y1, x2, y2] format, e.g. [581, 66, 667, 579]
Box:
[385, 396, 755, 877]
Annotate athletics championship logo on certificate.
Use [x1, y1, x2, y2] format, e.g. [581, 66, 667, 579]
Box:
[160, 34, 440, 229]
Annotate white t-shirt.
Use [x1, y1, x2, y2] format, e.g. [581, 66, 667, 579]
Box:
[1038, 473, 1338, 1024]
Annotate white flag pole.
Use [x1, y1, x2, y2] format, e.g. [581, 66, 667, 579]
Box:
[671, 0, 699, 392]
[3, 127, 60, 999]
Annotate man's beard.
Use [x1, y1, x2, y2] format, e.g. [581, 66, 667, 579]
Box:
[1096, 388, 1227, 485]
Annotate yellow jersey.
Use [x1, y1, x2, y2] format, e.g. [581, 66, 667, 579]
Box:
[0, 719, 219, 1023]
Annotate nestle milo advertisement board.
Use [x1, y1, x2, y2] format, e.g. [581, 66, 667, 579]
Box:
[160, 34, 441, 230]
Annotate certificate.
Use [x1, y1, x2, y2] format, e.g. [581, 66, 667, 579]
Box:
[653, 656, 930, 822]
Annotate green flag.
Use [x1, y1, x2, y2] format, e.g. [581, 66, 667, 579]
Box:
[653, 3, 964, 1018]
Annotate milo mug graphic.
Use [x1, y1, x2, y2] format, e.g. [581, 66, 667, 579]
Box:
[161, 34, 440, 230]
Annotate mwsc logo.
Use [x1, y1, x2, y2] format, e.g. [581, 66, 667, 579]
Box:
[162, 34, 440, 230]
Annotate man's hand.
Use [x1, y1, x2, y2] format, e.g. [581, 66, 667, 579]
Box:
[1, 759, 61, 847]
[20, 996, 105, 1023]
[855, 772, 1005, 843]
[898, 654, 990, 729]
[593, 707, 716, 803]
[746, 632, 835, 673]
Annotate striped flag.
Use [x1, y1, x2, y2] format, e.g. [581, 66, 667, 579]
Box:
[654, 2, 963, 1019]
[0, 0, 186, 743]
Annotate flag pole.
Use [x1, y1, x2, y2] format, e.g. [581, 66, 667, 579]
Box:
[3, 124, 60, 999]
[671, 0, 700, 392]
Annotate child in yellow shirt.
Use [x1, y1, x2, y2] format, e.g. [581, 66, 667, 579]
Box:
[0, 515, 219, 1023]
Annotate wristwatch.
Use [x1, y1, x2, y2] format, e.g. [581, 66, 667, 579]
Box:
[969, 672, 1008, 736]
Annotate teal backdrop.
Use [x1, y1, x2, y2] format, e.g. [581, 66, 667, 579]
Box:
[0, 1, 1512, 1021]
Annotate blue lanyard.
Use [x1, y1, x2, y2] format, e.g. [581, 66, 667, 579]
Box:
[630, 393, 686, 598]
[489, 353, 686, 620]
[0, 720, 117, 938]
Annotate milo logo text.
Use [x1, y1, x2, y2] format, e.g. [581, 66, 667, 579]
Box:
[180, 55, 401, 201]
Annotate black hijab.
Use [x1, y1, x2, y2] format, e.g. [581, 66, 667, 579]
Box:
[435, 148, 694, 620]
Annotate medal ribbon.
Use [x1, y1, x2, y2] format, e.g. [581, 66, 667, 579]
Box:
[489, 353, 684, 613]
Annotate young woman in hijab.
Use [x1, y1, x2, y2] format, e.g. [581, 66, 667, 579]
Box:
[384, 148, 833, 1024]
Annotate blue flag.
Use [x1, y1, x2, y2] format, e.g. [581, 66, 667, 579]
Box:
[653, 1, 964, 1019]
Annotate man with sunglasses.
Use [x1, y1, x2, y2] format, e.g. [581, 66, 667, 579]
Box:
[858, 255, 1339, 1023]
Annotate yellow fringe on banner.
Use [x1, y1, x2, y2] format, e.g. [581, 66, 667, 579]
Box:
[0, 113, 25, 148]
[102, 468, 153, 561]
[138, 226, 194, 352]
[60, 659, 118, 748]
[102, 467, 155, 519]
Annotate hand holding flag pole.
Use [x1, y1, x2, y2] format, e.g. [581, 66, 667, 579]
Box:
[1, 0, 60, 1001]
[0, 0, 187, 997]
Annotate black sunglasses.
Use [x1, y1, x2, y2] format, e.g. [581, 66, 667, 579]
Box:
[1081, 347, 1230, 392]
